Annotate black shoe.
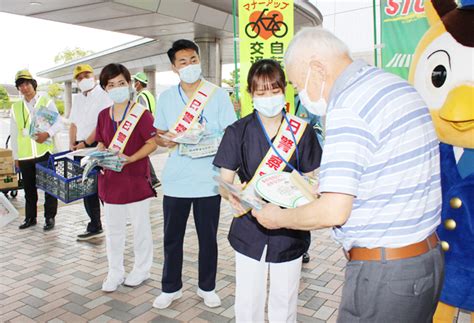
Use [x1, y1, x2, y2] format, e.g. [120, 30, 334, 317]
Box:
[19, 218, 37, 229]
[43, 218, 55, 231]
[302, 252, 310, 264]
[77, 229, 104, 241]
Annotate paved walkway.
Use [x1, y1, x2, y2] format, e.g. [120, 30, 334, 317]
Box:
[0, 117, 471, 322]
[1, 149, 345, 322]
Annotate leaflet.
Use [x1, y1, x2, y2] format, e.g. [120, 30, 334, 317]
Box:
[213, 176, 265, 211]
[159, 124, 205, 145]
[254, 172, 317, 209]
[178, 133, 222, 158]
[81, 149, 127, 182]
[29, 106, 59, 144]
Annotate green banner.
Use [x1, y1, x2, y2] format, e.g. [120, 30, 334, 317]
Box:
[380, 0, 429, 79]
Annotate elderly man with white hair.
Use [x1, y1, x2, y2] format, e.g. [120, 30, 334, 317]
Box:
[253, 27, 444, 322]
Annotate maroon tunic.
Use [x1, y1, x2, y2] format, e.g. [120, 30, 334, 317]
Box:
[95, 106, 157, 204]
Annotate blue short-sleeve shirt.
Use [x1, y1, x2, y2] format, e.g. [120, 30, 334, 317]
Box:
[154, 81, 237, 198]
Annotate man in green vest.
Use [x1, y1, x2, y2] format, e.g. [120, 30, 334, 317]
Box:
[133, 72, 156, 114]
[10, 70, 61, 230]
[133, 72, 160, 188]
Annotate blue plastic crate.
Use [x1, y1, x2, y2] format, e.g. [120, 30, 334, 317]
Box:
[35, 152, 97, 203]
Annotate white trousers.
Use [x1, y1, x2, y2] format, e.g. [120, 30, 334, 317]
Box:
[235, 247, 302, 323]
[104, 199, 153, 280]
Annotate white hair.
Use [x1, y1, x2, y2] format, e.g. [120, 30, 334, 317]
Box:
[284, 27, 350, 65]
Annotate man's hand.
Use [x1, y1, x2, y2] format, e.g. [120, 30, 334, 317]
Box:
[72, 142, 86, 151]
[155, 132, 178, 148]
[97, 143, 106, 151]
[34, 132, 50, 144]
[252, 203, 283, 230]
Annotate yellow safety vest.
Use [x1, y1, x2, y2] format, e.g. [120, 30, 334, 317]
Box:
[11, 95, 55, 160]
[136, 90, 156, 114]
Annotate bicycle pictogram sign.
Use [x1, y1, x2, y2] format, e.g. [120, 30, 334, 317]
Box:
[245, 8, 288, 40]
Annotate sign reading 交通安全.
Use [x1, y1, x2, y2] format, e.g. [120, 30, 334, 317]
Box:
[239, 0, 294, 117]
[381, 0, 429, 79]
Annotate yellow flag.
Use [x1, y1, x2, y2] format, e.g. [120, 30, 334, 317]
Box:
[238, 0, 295, 117]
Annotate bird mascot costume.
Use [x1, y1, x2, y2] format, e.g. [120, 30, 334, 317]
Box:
[409, 0, 474, 321]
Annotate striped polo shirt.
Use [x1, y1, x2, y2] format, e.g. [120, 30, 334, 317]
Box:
[319, 60, 441, 251]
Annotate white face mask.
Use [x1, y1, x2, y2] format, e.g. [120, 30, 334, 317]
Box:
[178, 63, 202, 84]
[78, 77, 95, 92]
[298, 69, 328, 116]
[107, 86, 130, 104]
[253, 94, 286, 117]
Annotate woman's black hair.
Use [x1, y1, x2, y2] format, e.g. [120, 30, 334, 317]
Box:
[167, 39, 200, 64]
[247, 59, 286, 94]
[99, 63, 131, 89]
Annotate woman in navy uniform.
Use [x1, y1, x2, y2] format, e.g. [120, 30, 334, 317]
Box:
[213, 59, 322, 322]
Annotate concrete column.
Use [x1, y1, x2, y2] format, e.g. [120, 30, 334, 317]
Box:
[194, 37, 222, 86]
[145, 69, 156, 97]
[64, 81, 72, 118]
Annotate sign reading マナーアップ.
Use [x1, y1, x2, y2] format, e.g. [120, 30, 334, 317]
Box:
[238, 0, 294, 117]
[381, 0, 429, 79]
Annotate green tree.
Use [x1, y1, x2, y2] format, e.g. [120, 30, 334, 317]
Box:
[54, 47, 93, 64]
[222, 68, 239, 89]
[47, 83, 63, 99]
[46, 83, 65, 115]
[0, 85, 11, 109]
[222, 68, 240, 102]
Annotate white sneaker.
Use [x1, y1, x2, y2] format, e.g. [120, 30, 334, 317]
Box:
[124, 271, 150, 287]
[152, 290, 182, 309]
[197, 288, 221, 308]
[101, 276, 124, 292]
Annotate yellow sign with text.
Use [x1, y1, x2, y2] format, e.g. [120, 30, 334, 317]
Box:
[239, 0, 294, 117]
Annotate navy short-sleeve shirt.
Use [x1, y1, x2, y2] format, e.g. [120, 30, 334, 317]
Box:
[213, 111, 322, 263]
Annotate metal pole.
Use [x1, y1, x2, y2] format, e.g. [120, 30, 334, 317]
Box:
[232, 0, 239, 101]
[373, 0, 379, 67]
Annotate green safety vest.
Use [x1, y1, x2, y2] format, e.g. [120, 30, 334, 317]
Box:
[136, 90, 156, 114]
[11, 95, 55, 160]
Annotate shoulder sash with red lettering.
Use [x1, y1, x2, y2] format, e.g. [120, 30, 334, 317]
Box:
[171, 80, 218, 134]
[250, 114, 307, 183]
[236, 114, 307, 217]
[109, 103, 147, 153]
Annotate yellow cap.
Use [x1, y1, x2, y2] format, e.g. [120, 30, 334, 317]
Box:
[15, 69, 33, 82]
[73, 64, 94, 79]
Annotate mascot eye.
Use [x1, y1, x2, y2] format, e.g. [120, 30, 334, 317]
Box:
[431, 65, 447, 88]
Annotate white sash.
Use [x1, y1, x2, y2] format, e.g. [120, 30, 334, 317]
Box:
[109, 103, 147, 153]
[236, 114, 307, 217]
[171, 80, 218, 134]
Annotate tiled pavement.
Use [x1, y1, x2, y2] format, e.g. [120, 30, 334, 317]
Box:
[0, 152, 345, 323]
[1, 152, 472, 322]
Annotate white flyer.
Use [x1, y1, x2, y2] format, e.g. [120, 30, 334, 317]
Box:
[160, 124, 205, 145]
[255, 172, 312, 209]
[213, 176, 265, 211]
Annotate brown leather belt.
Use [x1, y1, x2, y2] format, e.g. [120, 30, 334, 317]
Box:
[347, 233, 439, 261]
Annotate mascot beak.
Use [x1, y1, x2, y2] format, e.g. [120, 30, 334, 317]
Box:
[439, 84, 474, 131]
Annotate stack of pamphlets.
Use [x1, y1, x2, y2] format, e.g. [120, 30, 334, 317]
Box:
[159, 124, 205, 145]
[213, 176, 265, 211]
[29, 106, 59, 144]
[80, 149, 126, 182]
[178, 133, 222, 158]
[254, 171, 318, 209]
